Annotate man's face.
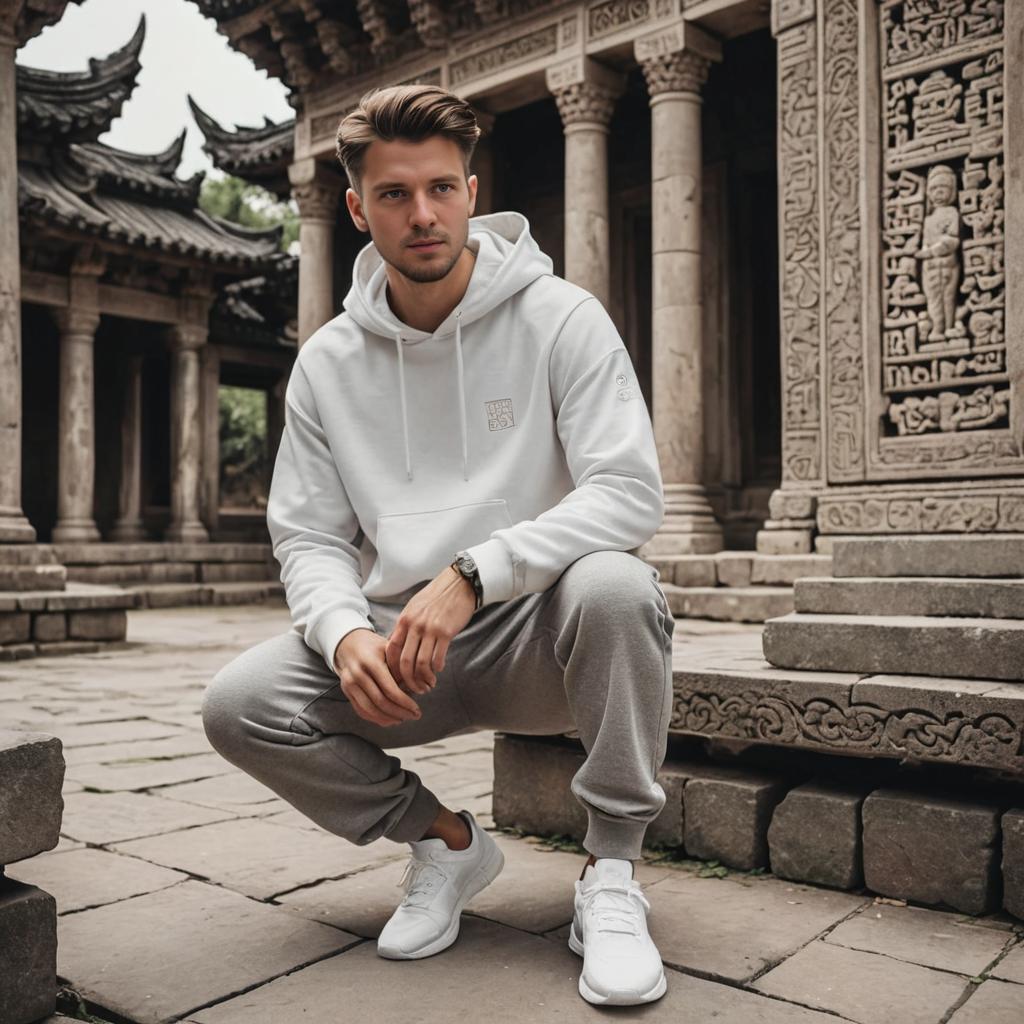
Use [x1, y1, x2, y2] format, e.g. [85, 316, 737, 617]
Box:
[345, 135, 477, 284]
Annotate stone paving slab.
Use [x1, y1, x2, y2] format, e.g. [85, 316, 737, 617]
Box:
[65, 752, 236, 792]
[948, 979, 1024, 1022]
[57, 879, 359, 1023]
[5, 847, 188, 913]
[752, 938, 971, 1024]
[153, 771, 286, 812]
[61, 731, 215, 767]
[49, 717, 185, 748]
[187, 915, 844, 1024]
[823, 903, 1012, 975]
[991, 943, 1024, 984]
[60, 791, 239, 845]
[110, 816, 406, 899]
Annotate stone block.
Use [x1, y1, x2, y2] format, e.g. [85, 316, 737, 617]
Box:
[0, 612, 31, 644]
[145, 561, 197, 584]
[491, 734, 685, 848]
[0, 564, 66, 591]
[768, 781, 867, 889]
[136, 583, 209, 608]
[751, 554, 832, 586]
[41, 584, 136, 612]
[755, 528, 813, 555]
[670, 556, 717, 587]
[768, 492, 817, 521]
[763, 612, 1024, 681]
[833, 534, 1024, 579]
[210, 583, 276, 606]
[199, 562, 272, 583]
[795, 576, 1024, 619]
[948, 979, 1024, 1024]
[67, 563, 147, 584]
[0, 730, 64, 863]
[0, 879, 57, 1024]
[0, 643, 36, 660]
[664, 584, 794, 622]
[683, 766, 792, 869]
[862, 788, 1002, 915]
[67, 610, 127, 641]
[1002, 808, 1024, 920]
[0, 545, 58, 566]
[715, 553, 753, 587]
[32, 613, 66, 643]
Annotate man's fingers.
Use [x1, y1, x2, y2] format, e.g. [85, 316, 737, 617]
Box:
[416, 635, 438, 689]
[432, 635, 450, 677]
[346, 682, 402, 727]
[363, 665, 422, 720]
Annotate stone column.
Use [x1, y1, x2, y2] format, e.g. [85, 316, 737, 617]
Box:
[199, 344, 221, 536]
[165, 324, 209, 543]
[470, 107, 496, 216]
[546, 58, 625, 309]
[289, 159, 343, 347]
[51, 295, 102, 544]
[636, 25, 724, 555]
[0, 25, 34, 542]
[109, 354, 146, 541]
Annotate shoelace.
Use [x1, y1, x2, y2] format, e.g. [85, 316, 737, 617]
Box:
[581, 883, 651, 936]
[396, 858, 446, 908]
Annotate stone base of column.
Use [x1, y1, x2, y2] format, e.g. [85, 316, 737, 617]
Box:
[164, 521, 210, 544]
[51, 517, 101, 544]
[108, 519, 148, 543]
[0, 509, 36, 543]
[640, 484, 723, 555]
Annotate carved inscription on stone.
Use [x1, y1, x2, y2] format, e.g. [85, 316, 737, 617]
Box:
[776, 18, 823, 484]
[587, 0, 650, 39]
[880, 1, 1007, 440]
[449, 24, 558, 85]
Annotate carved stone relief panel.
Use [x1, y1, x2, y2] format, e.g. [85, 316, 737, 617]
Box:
[865, 0, 1020, 478]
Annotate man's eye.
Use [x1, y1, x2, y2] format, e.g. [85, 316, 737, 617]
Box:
[435, 183, 453, 193]
[382, 190, 403, 199]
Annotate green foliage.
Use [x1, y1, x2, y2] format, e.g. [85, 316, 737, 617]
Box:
[199, 173, 298, 251]
[219, 386, 268, 508]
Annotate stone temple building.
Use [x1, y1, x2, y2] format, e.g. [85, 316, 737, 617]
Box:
[2, 0, 1024, 931]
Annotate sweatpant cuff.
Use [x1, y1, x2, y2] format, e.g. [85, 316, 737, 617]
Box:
[385, 776, 441, 844]
[582, 815, 649, 861]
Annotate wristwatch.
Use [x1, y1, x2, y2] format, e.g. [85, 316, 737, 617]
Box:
[451, 550, 484, 611]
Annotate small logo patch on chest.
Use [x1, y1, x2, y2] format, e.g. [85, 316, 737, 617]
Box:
[485, 398, 515, 431]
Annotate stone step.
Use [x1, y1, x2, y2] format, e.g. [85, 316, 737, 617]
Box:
[795, 576, 1024, 619]
[750, 554, 833, 586]
[53, 542, 272, 565]
[663, 584, 794, 623]
[832, 534, 1024, 579]
[128, 580, 285, 609]
[763, 611, 1024, 681]
[648, 552, 831, 588]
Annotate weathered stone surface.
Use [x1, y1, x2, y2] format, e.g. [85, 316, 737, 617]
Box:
[110, 816, 403, 899]
[991, 943, 1024, 984]
[824, 904, 1011, 975]
[683, 767, 791, 869]
[752, 939, 968, 1024]
[862, 788, 1003, 915]
[768, 781, 867, 889]
[1002, 809, 1024, 920]
[60, 790, 236, 844]
[65, 752, 235, 792]
[0, 611, 30, 643]
[0, 730, 64, 863]
[0, 880, 57, 1024]
[53, 542, 270, 565]
[0, 545, 58, 565]
[199, 561, 272, 583]
[796, 576, 1024, 619]
[210, 582, 284, 606]
[154, 770, 282, 811]
[67, 609, 126, 641]
[664, 584, 794, 622]
[715, 552, 753, 587]
[192, 914, 842, 1024]
[667, 555, 717, 587]
[492, 734, 685, 848]
[6, 847, 188, 913]
[750, 554, 832, 586]
[946, 980, 1024, 1024]
[51, 718, 183, 748]
[764, 612, 1024, 681]
[56, 880, 357, 1024]
[136, 582, 210, 607]
[833, 535, 1024, 580]
[0, 564, 65, 591]
[32, 612, 66, 642]
[755, 528, 813, 555]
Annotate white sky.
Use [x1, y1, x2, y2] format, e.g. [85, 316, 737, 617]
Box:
[18, 0, 294, 179]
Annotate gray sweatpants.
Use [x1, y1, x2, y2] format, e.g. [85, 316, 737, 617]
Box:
[201, 549, 675, 861]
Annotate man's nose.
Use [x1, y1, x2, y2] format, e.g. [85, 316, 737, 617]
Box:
[409, 192, 437, 229]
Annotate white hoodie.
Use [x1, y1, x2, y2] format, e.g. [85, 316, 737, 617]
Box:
[266, 210, 665, 668]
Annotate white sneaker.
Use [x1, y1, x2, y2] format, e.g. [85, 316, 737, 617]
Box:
[568, 858, 667, 1005]
[376, 809, 504, 960]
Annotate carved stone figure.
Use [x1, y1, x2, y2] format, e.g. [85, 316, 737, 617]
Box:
[914, 164, 962, 343]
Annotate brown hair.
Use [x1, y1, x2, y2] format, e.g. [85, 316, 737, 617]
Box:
[335, 84, 481, 194]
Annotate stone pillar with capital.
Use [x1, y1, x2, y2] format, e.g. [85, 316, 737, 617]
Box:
[165, 323, 210, 543]
[636, 25, 724, 556]
[546, 57, 625, 309]
[290, 159, 343, 346]
[0, 23, 34, 541]
[199, 343, 221, 536]
[109, 353, 147, 542]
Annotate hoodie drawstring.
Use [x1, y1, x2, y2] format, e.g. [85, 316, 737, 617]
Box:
[394, 310, 469, 483]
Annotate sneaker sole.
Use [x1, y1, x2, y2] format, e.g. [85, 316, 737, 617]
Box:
[376, 839, 505, 961]
[568, 920, 668, 1006]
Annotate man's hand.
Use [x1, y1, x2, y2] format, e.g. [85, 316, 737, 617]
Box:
[386, 566, 477, 694]
[333, 629, 423, 728]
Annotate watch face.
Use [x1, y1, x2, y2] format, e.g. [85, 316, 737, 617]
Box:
[458, 554, 477, 573]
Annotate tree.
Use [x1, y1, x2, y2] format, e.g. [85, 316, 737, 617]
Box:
[199, 174, 298, 251]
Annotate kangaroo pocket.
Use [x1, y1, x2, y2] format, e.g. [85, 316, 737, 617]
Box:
[363, 498, 514, 600]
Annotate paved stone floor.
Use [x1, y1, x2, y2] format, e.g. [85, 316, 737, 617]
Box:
[4, 604, 1023, 1023]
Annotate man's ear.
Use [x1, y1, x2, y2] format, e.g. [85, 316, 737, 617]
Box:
[467, 173, 478, 218]
[345, 187, 370, 233]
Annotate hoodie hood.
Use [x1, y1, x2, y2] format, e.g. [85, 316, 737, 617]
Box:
[342, 211, 553, 482]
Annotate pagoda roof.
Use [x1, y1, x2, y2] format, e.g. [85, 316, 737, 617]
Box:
[188, 97, 294, 198]
[11, 1, 84, 46]
[213, 251, 298, 347]
[16, 16, 145, 146]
